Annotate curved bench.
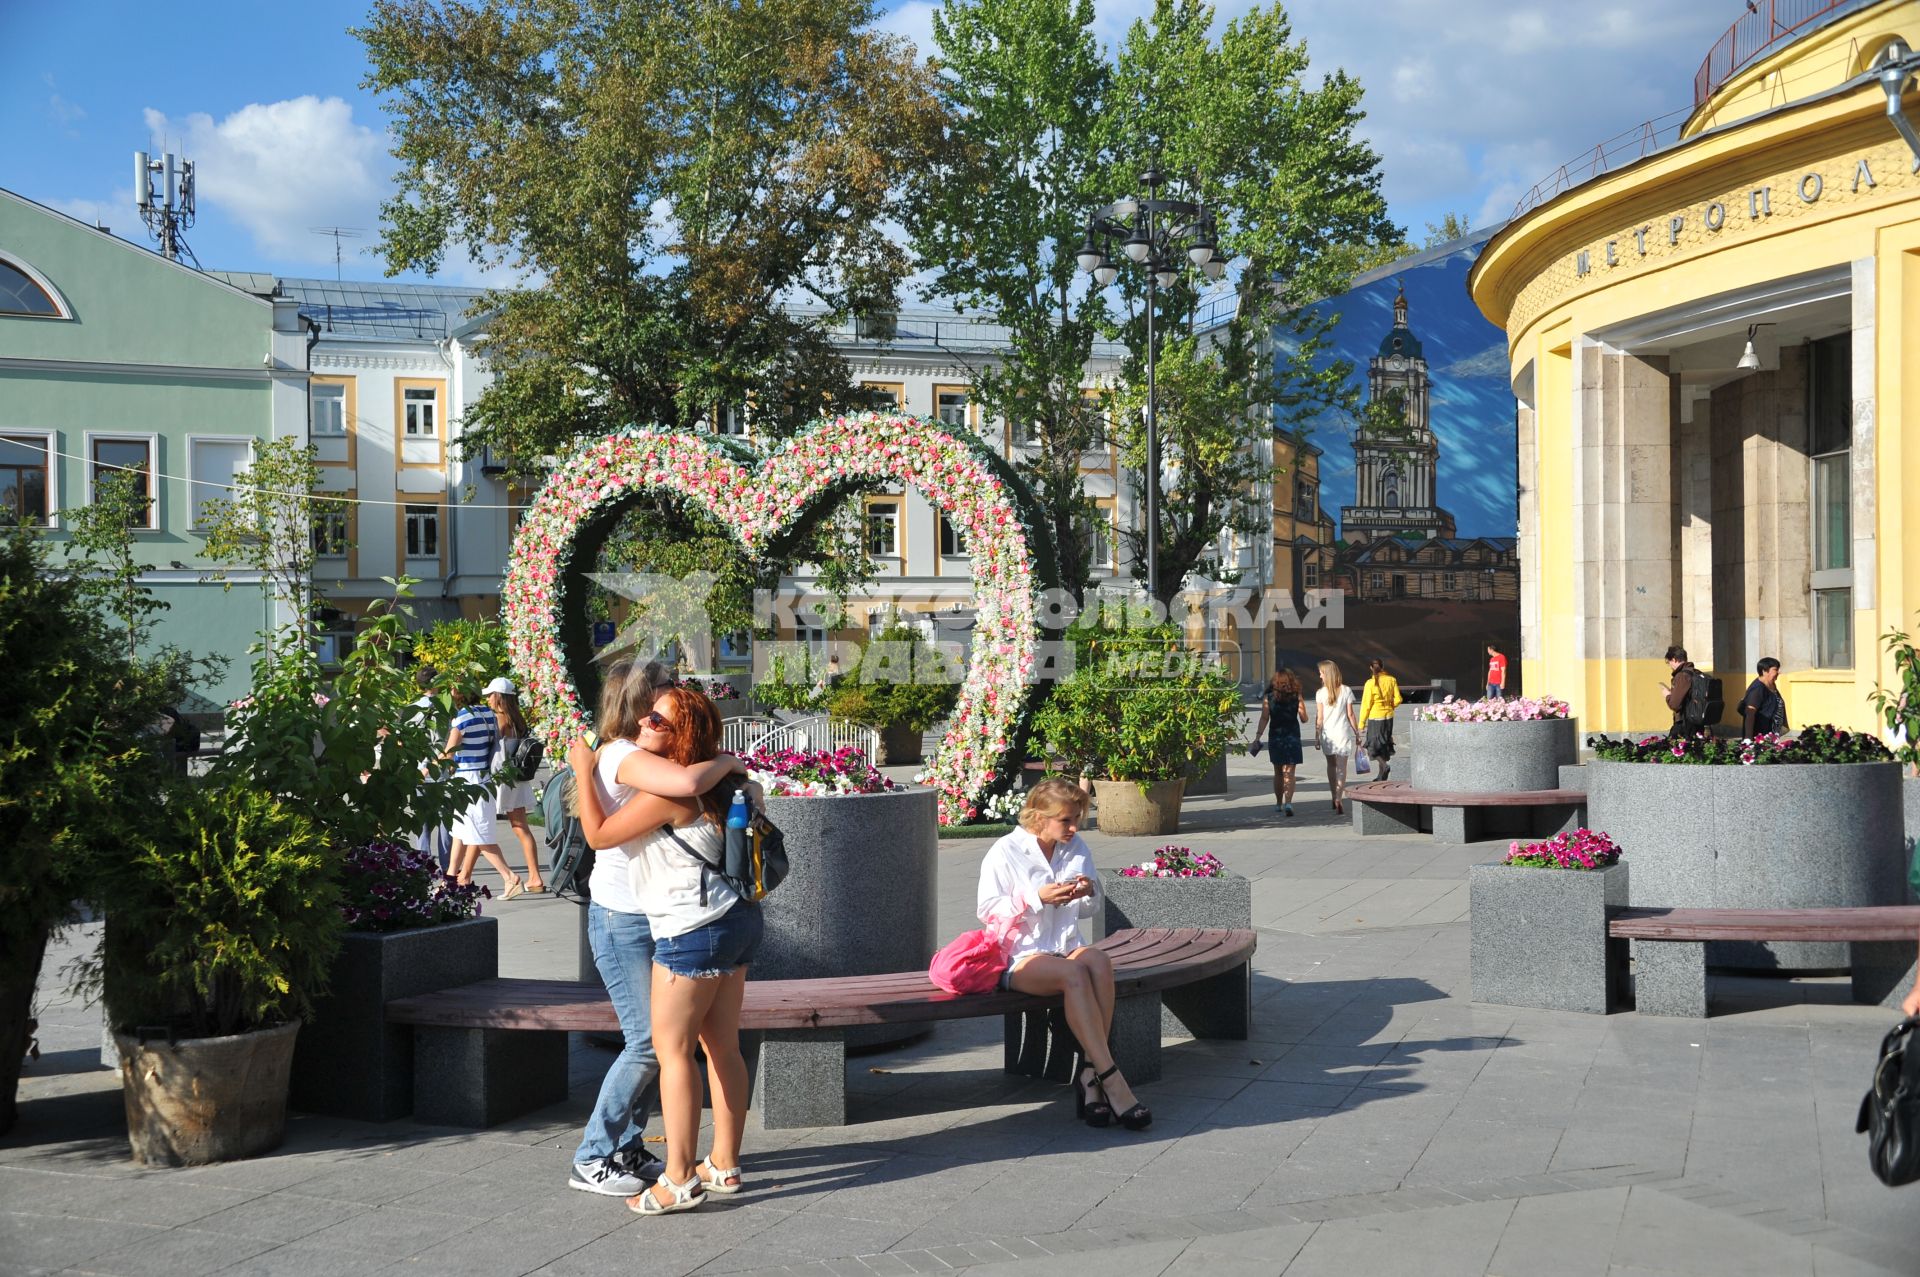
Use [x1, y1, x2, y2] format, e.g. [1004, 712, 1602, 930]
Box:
[387, 925, 1256, 1129]
[1348, 780, 1587, 843]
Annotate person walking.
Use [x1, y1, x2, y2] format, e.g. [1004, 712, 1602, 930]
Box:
[1738, 657, 1788, 738]
[408, 665, 449, 871]
[979, 780, 1150, 1131]
[486, 676, 547, 895]
[561, 674, 751, 1202]
[1662, 645, 1705, 737]
[1485, 642, 1508, 700]
[567, 686, 763, 1216]
[443, 684, 525, 898]
[1314, 660, 1361, 815]
[1250, 668, 1307, 816]
[1359, 658, 1402, 782]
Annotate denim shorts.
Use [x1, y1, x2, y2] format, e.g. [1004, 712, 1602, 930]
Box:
[653, 901, 764, 979]
[998, 947, 1071, 992]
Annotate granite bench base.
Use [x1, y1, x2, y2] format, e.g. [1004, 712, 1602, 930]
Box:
[1354, 799, 1586, 843]
[1630, 940, 1920, 1017]
[411, 1024, 569, 1128]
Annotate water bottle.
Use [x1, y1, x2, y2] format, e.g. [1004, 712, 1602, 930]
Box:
[726, 788, 751, 830]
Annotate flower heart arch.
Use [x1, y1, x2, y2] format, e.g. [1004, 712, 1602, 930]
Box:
[501, 411, 1060, 824]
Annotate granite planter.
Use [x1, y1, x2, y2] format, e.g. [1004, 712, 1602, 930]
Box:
[1408, 716, 1579, 793]
[711, 697, 748, 721]
[289, 916, 499, 1121]
[875, 722, 925, 766]
[756, 787, 939, 1048]
[1097, 868, 1253, 1038]
[1469, 862, 1628, 1014]
[1587, 760, 1905, 968]
[1095, 778, 1185, 836]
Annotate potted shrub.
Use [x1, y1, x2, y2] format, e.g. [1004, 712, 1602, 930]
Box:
[1469, 829, 1628, 1014]
[823, 624, 961, 765]
[1097, 846, 1251, 1038]
[1409, 695, 1578, 793]
[1032, 618, 1241, 836]
[89, 781, 341, 1166]
[1585, 726, 1900, 969]
[745, 745, 937, 1048]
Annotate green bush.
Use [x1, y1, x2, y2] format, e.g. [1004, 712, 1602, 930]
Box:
[825, 623, 961, 732]
[92, 781, 342, 1038]
[410, 616, 509, 696]
[1032, 616, 1241, 786]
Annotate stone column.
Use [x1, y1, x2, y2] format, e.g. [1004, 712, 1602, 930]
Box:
[1516, 397, 1541, 666]
[1678, 388, 1715, 663]
[1574, 342, 1681, 723]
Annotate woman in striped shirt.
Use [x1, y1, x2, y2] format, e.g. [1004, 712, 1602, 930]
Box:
[444, 685, 528, 898]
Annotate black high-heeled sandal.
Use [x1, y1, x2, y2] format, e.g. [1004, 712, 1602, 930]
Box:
[1093, 1065, 1152, 1131]
[1075, 1064, 1113, 1127]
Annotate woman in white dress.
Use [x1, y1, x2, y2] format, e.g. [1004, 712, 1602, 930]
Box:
[486, 677, 546, 894]
[1315, 659, 1362, 815]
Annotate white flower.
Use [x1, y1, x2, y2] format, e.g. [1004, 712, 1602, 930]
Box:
[1138, 860, 1158, 872]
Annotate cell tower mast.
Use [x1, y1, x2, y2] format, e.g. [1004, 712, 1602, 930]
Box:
[134, 151, 198, 266]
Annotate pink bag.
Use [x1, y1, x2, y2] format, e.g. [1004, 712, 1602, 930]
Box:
[928, 903, 1023, 995]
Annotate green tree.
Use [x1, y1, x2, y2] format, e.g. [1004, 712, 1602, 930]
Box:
[198, 438, 346, 642]
[905, 0, 1111, 596]
[1100, 0, 1396, 606]
[357, 0, 948, 459]
[61, 468, 167, 663]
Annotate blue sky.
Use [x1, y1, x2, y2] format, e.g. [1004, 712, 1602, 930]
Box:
[4, 1, 1740, 282]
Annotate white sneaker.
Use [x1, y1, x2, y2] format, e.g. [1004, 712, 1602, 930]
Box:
[616, 1147, 666, 1182]
[568, 1156, 646, 1196]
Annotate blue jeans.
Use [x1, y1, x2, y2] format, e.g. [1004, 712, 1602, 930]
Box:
[574, 903, 660, 1165]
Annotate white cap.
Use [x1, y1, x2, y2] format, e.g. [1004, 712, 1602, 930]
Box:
[483, 676, 517, 696]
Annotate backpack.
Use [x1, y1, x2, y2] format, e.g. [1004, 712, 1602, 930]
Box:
[501, 734, 544, 785]
[1681, 668, 1719, 730]
[667, 811, 790, 905]
[541, 771, 594, 896]
[1858, 1017, 1920, 1186]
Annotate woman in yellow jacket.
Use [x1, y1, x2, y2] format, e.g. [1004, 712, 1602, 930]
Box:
[1358, 658, 1402, 781]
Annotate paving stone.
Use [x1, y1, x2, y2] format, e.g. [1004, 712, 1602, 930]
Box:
[0, 1212, 163, 1271]
[1282, 1198, 1517, 1277]
[216, 1243, 409, 1276]
[187, 1193, 371, 1244]
[1485, 1186, 1628, 1277]
[74, 1225, 279, 1276]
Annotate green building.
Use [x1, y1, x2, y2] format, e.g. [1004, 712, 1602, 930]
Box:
[0, 188, 311, 705]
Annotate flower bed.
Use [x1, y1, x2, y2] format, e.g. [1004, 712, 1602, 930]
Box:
[1417, 695, 1571, 722]
[1587, 725, 1892, 765]
[678, 676, 739, 701]
[1501, 828, 1621, 871]
[500, 413, 1054, 825]
[744, 745, 901, 797]
[1119, 844, 1227, 879]
[340, 840, 489, 931]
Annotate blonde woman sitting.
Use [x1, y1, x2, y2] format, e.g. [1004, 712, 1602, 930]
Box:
[977, 779, 1151, 1131]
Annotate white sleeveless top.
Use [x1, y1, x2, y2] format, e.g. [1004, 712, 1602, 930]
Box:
[627, 818, 739, 940]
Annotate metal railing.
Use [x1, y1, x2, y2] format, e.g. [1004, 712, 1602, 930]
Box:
[1693, 0, 1875, 107]
[1508, 107, 1694, 220]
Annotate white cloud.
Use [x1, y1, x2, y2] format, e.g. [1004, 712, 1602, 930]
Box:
[47, 192, 129, 230]
[144, 96, 392, 265]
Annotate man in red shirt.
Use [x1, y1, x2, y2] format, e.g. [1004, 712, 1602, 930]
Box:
[1486, 642, 1507, 699]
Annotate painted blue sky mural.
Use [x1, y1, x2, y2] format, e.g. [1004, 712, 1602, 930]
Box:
[1295, 233, 1518, 542]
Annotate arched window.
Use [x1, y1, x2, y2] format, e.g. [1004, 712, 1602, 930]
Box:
[0, 259, 62, 317]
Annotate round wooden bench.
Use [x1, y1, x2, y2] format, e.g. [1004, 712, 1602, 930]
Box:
[1347, 779, 1588, 843]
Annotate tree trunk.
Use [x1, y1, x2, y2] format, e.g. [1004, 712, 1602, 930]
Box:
[0, 922, 52, 1137]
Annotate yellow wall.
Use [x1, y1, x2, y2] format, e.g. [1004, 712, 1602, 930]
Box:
[1474, 7, 1920, 735]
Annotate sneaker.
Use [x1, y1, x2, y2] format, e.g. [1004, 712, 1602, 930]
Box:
[1284, 804, 1294, 817]
[615, 1146, 666, 1182]
[569, 1156, 647, 1196]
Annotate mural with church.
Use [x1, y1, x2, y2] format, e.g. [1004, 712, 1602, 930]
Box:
[1272, 230, 1523, 697]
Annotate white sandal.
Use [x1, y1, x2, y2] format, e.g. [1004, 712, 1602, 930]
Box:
[696, 1157, 743, 1195]
[629, 1170, 705, 1215]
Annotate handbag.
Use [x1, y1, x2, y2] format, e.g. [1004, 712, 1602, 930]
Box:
[928, 903, 1024, 995]
[1857, 1016, 1920, 1185]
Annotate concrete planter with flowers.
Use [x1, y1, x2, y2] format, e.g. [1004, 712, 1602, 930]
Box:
[1469, 830, 1629, 1014]
[1095, 848, 1252, 1039]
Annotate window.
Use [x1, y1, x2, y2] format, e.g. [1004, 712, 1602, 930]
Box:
[940, 514, 967, 557]
[312, 383, 347, 437]
[91, 437, 154, 528]
[1302, 562, 1319, 589]
[715, 404, 748, 436]
[404, 505, 439, 559]
[312, 506, 350, 558]
[1369, 572, 1384, 591]
[866, 500, 899, 556]
[0, 434, 49, 525]
[1443, 572, 1457, 592]
[188, 437, 252, 529]
[1082, 499, 1116, 572]
[0, 260, 59, 316]
[935, 389, 970, 429]
[1081, 393, 1108, 449]
[403, 387, 438, 438]
[1809, 332, 1852, 668]
[1010, 418, 1037, 448]
[862, 383, 903, 411]
[1296, 481, 1316, 521]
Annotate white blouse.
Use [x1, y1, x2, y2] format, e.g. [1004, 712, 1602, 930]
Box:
[976, 828, 1097, 963]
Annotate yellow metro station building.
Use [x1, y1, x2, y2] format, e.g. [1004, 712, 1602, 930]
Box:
[1471, 0, 1920, 734]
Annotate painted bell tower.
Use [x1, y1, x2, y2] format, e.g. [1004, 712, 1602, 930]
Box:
[1341, 285, 1455, 543]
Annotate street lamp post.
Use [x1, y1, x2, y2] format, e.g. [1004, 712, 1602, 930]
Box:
[1077, 167, 1223, 602]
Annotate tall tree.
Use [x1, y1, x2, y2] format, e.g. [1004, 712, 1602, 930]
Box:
[1101, 0, 1397, 607]
[905, 0, 1111, 597]
[357, 0, 949, 461]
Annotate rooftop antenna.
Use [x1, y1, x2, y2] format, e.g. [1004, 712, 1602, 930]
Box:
[134, 149, 198, 266]
[310, 226, 366, 281]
